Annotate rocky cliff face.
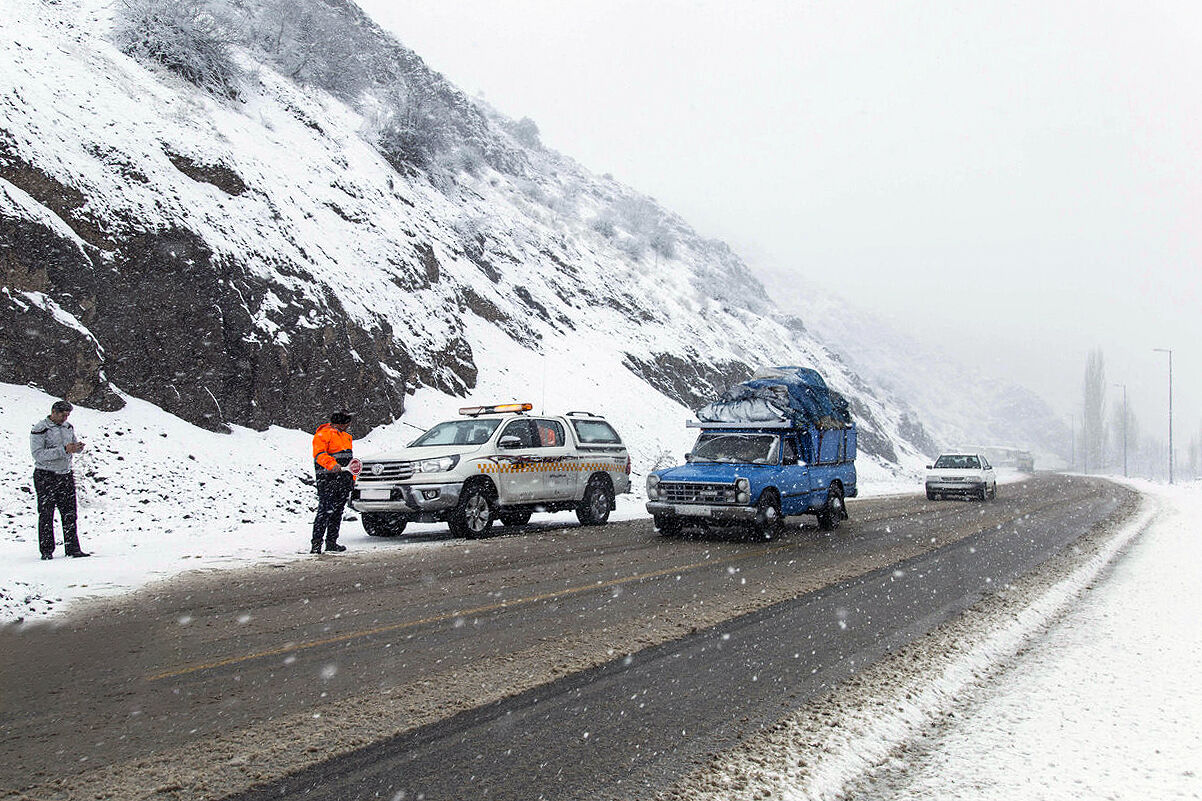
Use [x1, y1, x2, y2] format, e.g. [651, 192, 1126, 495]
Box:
[1, 0, 934, 471]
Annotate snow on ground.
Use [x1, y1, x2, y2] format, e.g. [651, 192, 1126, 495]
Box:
[842, 478, 1202, 801]
[670, 479, 1199, 801]
[1, 381, 922, 622]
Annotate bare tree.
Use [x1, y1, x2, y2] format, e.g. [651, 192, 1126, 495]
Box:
[1082, 349, 1107, 473]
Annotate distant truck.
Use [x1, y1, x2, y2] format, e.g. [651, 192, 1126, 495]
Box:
[350, 403, 631, 538]
[645, 367, 857, 539]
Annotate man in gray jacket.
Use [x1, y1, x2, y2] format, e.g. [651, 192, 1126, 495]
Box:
[30, 400, 90, 559]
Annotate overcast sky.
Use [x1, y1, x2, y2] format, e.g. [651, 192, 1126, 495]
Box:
[358, 0, 1201, 458]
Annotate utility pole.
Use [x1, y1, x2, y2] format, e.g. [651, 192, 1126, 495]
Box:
[1153, 348, 1174, 484]
[1113, 383, 1128, 478]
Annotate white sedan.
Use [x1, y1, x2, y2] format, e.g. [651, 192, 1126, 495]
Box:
[925, 453, 997, 501]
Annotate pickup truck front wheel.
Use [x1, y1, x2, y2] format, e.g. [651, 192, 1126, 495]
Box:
[362, 512, 408, 537]
[450, 484, 496, 539]
[577, 477, 614, 526]
[751, 491, 783, 541]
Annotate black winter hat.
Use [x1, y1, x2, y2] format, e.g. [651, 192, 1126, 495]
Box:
[330, 410, 353, 425]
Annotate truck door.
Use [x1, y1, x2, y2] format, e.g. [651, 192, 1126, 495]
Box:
[497, 419, 539, 502]
[807, 429, 830, 501]
[778, 434, 810, 515]
[530, 418, 574, 501]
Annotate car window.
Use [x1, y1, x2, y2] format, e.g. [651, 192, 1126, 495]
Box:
[571, 419, 622, 444]
[782, 437, 798, 463]
[411, 419, 501, 446]
[533, 419, 565, 448]
[500, 420, 536, 448]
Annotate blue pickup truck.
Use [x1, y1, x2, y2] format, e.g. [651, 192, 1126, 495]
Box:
[645, 367, 857, 539]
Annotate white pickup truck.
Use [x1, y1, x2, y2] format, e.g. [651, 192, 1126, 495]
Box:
[350, 404, 631, 538]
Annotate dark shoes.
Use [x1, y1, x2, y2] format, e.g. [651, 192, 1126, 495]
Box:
[67, 551, 91, 558]
[41, 554, 53, 560]
[311, 543, 346, 554]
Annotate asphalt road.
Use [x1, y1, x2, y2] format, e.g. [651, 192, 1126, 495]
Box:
[0, 474, 1137, 801]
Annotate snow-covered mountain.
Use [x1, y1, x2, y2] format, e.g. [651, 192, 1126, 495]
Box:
[0, 0, 941, 476]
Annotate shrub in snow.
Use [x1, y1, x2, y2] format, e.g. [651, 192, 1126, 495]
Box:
[436, 145, 486, 178]
[368, 86, 452, 172]
[618, 235, 647, 262]
[508, 117, 542, 150]
[241, 0, 370, 100]
[590, 216, 617, 239]
[113, 0, 244, 99]
[649, 227, 677, 260]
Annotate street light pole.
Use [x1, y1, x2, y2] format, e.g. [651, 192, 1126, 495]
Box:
[1153, 348, 1173, 484]
[1113, 383, 1127, 478]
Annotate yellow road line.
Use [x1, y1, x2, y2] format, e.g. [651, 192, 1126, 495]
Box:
[146, 545, 786, 682]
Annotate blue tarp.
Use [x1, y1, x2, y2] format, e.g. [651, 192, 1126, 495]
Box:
[696, 366, 852, 429]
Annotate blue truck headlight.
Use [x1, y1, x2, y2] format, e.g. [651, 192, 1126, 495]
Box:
[647, 474, 660, 499]
[737, 491, 750, 503]
[735, 478, 749, 491]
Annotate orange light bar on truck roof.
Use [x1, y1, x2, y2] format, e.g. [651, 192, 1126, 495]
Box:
[459, 402, 533, 416]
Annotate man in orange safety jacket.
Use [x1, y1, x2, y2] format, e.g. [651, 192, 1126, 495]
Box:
[311, 410, 355, 554]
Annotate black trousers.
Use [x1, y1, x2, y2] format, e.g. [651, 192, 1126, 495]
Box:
[312, 472, 354, 547]
[34, 469, 81, 556]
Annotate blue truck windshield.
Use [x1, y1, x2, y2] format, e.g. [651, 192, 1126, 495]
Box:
[692, 433, 779, 465]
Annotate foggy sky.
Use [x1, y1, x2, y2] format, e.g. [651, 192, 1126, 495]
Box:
[357, 0, 1202, 461]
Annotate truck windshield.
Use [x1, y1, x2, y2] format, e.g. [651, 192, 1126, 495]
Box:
[692, 433, 779, 465]
[410, 419, 501, 447]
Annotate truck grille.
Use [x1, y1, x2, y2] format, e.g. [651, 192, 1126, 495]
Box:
[660, 482, 738, 505]
[357, 461, 414, 482]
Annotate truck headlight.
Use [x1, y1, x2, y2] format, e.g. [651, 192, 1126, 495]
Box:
[737, 492, 750, 503]
[647, 474, 660, 499]
[414, 455, 460, 474]
[735, 478, 749, 492]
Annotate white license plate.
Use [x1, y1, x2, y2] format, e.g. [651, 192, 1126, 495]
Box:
[360, 488, 391, 500]
[676, 505, 711, 517]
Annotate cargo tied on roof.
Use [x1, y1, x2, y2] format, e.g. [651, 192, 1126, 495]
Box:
[695, 366, 853, 430]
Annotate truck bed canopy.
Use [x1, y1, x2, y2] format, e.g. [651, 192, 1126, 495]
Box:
[696, 366, 853, 430]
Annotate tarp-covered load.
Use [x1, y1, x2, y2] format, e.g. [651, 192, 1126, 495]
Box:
[696, 366, 853, 430]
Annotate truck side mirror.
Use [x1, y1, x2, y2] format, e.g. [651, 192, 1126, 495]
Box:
[926, 464, 933, 470]
[500, 436, 522, 449]
[684, 452, 693, 463]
